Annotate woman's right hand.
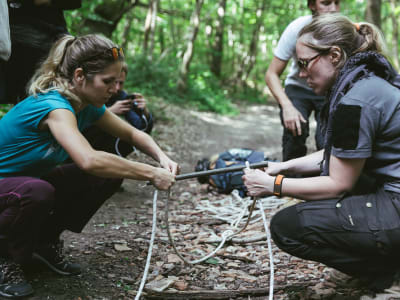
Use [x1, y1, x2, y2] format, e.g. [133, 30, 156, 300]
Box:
[150, 167, 176, 190]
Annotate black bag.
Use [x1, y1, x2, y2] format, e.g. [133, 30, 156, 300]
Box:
[195, 148, 272, 197]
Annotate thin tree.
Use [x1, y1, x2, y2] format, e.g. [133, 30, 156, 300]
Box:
[210, 0, 227, 78]
[121, 10, 135, 51]
[389, 0, 399, 69]
[365, 0, 381, 28]
[177, 0, 204, 92]
[143, 0, 159, 60]
[234, 0, 268, 88]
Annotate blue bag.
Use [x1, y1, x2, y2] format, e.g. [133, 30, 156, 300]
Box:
[196, 148, 269, 197]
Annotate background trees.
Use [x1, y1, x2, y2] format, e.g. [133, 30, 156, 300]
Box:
[64, 0, 400, 114]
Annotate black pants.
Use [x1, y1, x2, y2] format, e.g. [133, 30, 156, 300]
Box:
[280, 85, 325, 161]
[270, 187, 400, 289]
[0, 164, 122, 263]
[83, 126, 134, 158]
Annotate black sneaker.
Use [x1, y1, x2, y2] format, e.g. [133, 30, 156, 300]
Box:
[0, 258, 34, 298]
[32, 240, 81, 276]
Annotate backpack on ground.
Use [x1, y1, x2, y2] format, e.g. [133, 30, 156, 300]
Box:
[195, 148, 273, 197]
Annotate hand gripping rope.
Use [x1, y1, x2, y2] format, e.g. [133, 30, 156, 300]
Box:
[134, 161, 276, 299]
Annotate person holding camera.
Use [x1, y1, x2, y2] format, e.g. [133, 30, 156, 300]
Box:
[83, 62, 154, 157]
[108, 63, 153, 134]
[0, 34, 178, 298]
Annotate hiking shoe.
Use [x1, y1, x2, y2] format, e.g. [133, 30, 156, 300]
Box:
[32, 240, 81, 276]
[360, 279, 400, 300]
[0, 258, 34, 298]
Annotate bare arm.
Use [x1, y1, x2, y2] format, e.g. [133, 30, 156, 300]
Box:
[243, 154, 365, 201]
[95, 109, 178, 174]
[267, 150, 324, 176]
[265, 56, 306, 136]
[45, 109, 176, 190]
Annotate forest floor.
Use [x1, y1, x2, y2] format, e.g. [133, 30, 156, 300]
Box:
[22, 100, 378, 300]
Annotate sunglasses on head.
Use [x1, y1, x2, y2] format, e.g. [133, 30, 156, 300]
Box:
[111, 47, 124, 60]
[81, 47, 124, 64]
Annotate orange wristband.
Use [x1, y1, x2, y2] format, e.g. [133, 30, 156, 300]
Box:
[273, 174, 285, 197]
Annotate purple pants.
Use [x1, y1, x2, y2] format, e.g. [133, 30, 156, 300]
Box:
[0, 163, 122, 263]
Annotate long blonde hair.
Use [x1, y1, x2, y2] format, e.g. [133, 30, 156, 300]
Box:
[298, 14, 387, 68]
[29, 34, 124, 107]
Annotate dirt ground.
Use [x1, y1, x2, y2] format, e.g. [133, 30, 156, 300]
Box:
[22, 101, 376, 300]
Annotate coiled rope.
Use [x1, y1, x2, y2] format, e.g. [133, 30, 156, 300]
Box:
[134, 161, 282, 299]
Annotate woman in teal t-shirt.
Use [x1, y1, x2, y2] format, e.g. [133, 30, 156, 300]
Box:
[0, 34, 178, 298]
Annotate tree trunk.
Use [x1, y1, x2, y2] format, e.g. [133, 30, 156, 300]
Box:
[210, 0, 227, 78]
[167, 0, 177, 47]
[143, 0, 159, 60]
[389, 0, 399, 69]
[365, 0, 381, 28]
[121, 11, 135, 50]
[84, 0, 138, 37]
[234, 0, 268, 87]
[177, 0, 204, 92]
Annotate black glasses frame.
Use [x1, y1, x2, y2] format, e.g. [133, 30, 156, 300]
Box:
[297, 53, 321, 71]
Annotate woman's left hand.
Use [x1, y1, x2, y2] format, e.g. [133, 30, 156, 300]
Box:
[159, 156, 180, 175]
[242, 168, 274, 197]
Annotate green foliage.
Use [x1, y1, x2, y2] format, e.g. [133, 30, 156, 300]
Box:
[125, 55, 238, 114]
[63, 0, 400, 114]
[0, 104, 12, 119]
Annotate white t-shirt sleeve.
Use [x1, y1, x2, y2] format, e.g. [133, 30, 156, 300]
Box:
[274, 15, 312, 62]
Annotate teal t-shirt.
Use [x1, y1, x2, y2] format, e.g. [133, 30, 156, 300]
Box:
[0, 90, 106, 178]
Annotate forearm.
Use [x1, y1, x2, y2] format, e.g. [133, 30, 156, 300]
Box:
[281, 175, 346, 201]
[280, 150, 324, 175]
[265, 71, 293, 109]
[80, 150, 157, 181]
[127, 130, 167, 163]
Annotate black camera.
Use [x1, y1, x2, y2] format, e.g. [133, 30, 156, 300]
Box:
[126, 94, 138, 108]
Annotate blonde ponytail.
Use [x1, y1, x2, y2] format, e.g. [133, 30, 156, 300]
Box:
[29, 35, 81, 106]
[28, 34, 123, 107]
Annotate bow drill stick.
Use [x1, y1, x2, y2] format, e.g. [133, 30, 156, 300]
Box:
[175, 161, 269, 181]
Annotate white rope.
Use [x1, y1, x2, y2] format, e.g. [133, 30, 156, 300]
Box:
[115, 138, 122, 157]
[258, 199, 274, 300]
[134, 190, 158, 300]
[115, 137, 137, 157]
[165, 190, 251, 264]
[134, 160, 283, 298]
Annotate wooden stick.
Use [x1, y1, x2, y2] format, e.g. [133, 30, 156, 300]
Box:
[133, 282, 318, 299]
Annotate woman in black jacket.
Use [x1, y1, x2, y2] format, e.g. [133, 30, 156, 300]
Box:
[244, 13, 400, 295]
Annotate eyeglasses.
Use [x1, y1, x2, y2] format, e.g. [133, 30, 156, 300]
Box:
[297, 53, 321, 71]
